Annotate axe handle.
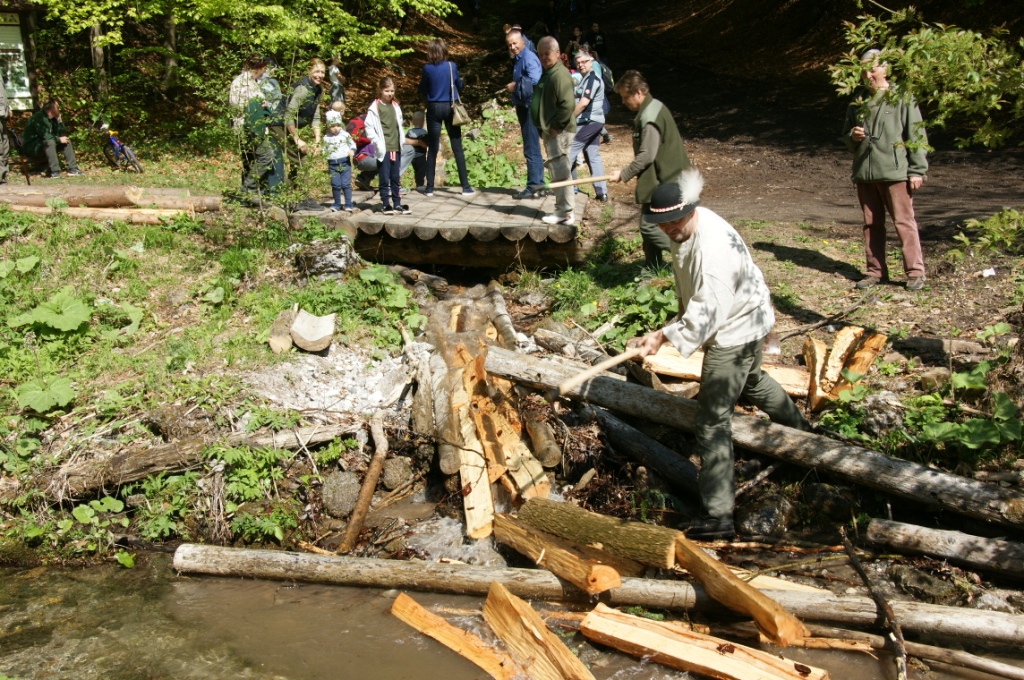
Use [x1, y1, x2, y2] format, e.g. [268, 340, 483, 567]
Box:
[531, 174, 614, 191]
[558, 347, 643, 396]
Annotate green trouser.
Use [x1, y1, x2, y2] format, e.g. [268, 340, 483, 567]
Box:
[639, 205, 673, 269]
[696, 337, 811, 520]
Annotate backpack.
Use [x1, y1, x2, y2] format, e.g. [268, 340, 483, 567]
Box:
[600, 64, 614, 116]
[347, 115, 375, 161]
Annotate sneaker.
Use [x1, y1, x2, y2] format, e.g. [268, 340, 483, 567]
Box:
[423, 190, 434, 197]
[400, 187, 408, 196]
[462, 188, 476, 196]
[596, 193, 609, 203]
[400, 204, 412, 214]
[415, 185, 426, 193]
[541, 212, 575, 226]
[42, 172, 61, 179]
[382, 207, 396, 215]
[855, 275, 883, 290]
[513, 188, 542, 200]
[601, 132, 612, 144]
[682, 516, 735, 540]
[66, 169, 84, 176]
[344, 206, 356, 213]
[330, 205, 342, 212]
[906, 275, 927, 291]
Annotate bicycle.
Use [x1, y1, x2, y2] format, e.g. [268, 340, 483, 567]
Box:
[97, 121, 143, 173]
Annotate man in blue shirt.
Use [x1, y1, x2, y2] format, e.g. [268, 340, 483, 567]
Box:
[505, 29, 545, 200]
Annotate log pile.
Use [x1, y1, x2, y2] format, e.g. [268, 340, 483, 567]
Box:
[0, 184, 223, 223]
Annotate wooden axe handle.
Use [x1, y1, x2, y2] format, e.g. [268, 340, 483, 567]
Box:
[531, 174, 614, 191]
[558, 347, 643, 396]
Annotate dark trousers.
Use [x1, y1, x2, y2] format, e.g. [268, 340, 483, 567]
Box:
[516, 104, 544, 187]
[378, 150, 402, 208]
[245, 134, 284, 195]
[0, 118, 9, 181]
[329, 158, 353, 209]
[856, 180, 924, 279]
[35, 139, 79, 176]
[268, 125, 307, 183]
[425, 101, 470, 191]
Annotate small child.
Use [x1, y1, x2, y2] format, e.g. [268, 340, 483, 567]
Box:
[365, 76, 407, 215]
[400, 110, 428, 191]
[323, 108, 357, 212]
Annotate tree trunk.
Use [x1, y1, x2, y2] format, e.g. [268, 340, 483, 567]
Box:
[483, 347, 1024, 530]
[866, 518, 1024, 579]
[161, 12, 178, 93]
[89, 24, 108, 96]
[171, 544, 1024, 645]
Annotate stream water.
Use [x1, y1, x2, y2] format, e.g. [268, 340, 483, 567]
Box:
[1, 554, 1020, 680]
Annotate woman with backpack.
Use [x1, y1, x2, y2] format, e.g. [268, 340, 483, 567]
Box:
[417, 39, 473, 196]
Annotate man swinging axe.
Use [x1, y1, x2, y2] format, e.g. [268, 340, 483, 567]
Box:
[630, 170, 812, 539]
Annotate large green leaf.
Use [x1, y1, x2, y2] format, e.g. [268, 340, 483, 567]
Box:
[14, 376, 77, 412]
[34, 287, 92, 331]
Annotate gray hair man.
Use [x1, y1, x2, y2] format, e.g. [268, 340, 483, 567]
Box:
[530, 36, 577, 225]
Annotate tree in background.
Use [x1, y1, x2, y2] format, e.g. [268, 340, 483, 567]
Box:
[829, 2, 1024, 148]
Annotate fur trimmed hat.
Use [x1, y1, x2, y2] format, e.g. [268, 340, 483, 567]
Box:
[643, 169, 704, 224]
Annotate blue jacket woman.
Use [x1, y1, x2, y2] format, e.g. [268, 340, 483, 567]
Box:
[417, 39, 472, 195]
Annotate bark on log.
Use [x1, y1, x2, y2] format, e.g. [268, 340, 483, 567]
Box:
[172, 544, 1024, 645]
[494, 514, 623, 594]
[0, 185, 145, 208]
[387, 265, 450, 296]
[484, 347, 1024, 530]
[675, 535, 809, 647]
[485, 281, 519, 349]
[518, 498, 678, 569]
[866, 518, 1024, 579]
[429, 353, 461, 476]
[5, 204, 185, 224]
[0, 185, 191, 200]
[43, 423, 360, 503]
[268, 307, 297, 354]
[588, 406, 699, 497]
[391, 592, 523, 680]
[338, 413, 389, 553]
[523, 418, 563, 469]
[533, 327, 611, 366]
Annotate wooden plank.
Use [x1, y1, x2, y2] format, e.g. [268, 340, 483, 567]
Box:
[802, 336, 830, 412]
[450, 364, 494, 539]
[482, 581, 595, 680]
[390, 592, 523, 680]
[580, 603, 827, 680]
[518, 498, 677, 569]
[823, 326, 865, 385]
[493, 514, 622, 595]
[675, 535, 809, 647]
[643, 345, 809, 398]
[828, 331, 887, 400]
[464, 354, 509, 484]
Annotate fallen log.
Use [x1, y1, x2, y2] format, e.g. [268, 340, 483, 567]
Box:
[338, 412, 389, 553]
[391, 592, 523, 680]
[268, 307, 297, 354]
[0, 185, 145, 208]
[580, 604, 826, 680]
[866, 518, 1024, 579]
[42, 422, 360, 503]
[674, 535, 809, 647]
[523, 418, 562, 468]
[483, 347, 1024, 530]
[518, 498, 678, 569]
[5, 203, 186, 224]
[485, 281, 518, 349]
[482, 581, 595, 680]
[429, 353, 461, 476]
[587, 406, 699, 497]
[172, 544, 1024, 645]
[387, 265, 450, 296]
[494, 514, 623, 595]
[129, 195, 221, 212]
[450, 362, 495, 538]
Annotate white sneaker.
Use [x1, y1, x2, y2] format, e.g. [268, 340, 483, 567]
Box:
[541, 212, 574, 225]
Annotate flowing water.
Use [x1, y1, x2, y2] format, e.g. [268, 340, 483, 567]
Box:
[1, 554, 1019, 680]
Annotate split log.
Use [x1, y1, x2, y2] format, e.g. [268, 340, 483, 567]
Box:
[42, 423, 360, 503]
[588, 406, 699, 496]
[533, 327, 610, 366]
[493, 514, 623, 594]
[5, 204, 185, 224]
[450, 364, 495, 538]
[268, 307, 297, 354]
[802, 337, 830, 412]
[482, 581, 595, 680]
[484, 347, 1024, 530]
[172, 544, 1024, 645]
[866, 518, 1024, 579]
[337, 413, 389, 553]
[828, 331, 887, 400]
[517, 498, 678, 569]
[463, 354, 509, 483]
[391, 592, 523, 680]
[675, 535, 809, 647]
[523, 418, 562, 468]
[429, 353, 461, 476]
[410, 352, 435, 462]
[824, 326, 865, 385]
[643, 344, 809, 398]
[579, 604, 826, 680]
[290, 310, 335, 352]
[485, 281, 518, 349]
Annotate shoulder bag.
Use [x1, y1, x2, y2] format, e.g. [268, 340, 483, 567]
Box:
[449, 63, 471, 126]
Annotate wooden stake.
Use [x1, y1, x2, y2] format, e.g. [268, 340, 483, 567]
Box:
[337, 412, 389, 553]
[557, 347, 642, 396]
[482, 581, 595, 680]
[391, 593, 523, 680]
[531, 174, 613, 191]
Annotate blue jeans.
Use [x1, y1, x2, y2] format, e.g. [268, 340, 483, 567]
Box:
[328, 157, 353, 209]
[425, 101, 470, 191]
[378, 150, 402, 209]
[569, 121, 606, 197]
[516, 104, 544, 187]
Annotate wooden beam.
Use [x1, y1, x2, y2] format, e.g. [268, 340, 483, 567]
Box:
[390, 592, 523, 680]
[482, 581, 595, 680]
[518, 498, 677, 569]
[675, 535, 809, 647]
[493, 514, 623, 595]
[579, 604, 827, 680]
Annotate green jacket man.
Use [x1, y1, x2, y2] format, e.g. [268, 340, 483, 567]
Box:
[22, 100, 81, 177]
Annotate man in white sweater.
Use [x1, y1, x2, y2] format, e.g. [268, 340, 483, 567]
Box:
[633, 171, 811, 539]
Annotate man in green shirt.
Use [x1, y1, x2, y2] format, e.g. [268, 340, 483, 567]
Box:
[530, 36, 577, 226]
[610, 70, 690, 270]
[22, 100, 82, 178]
